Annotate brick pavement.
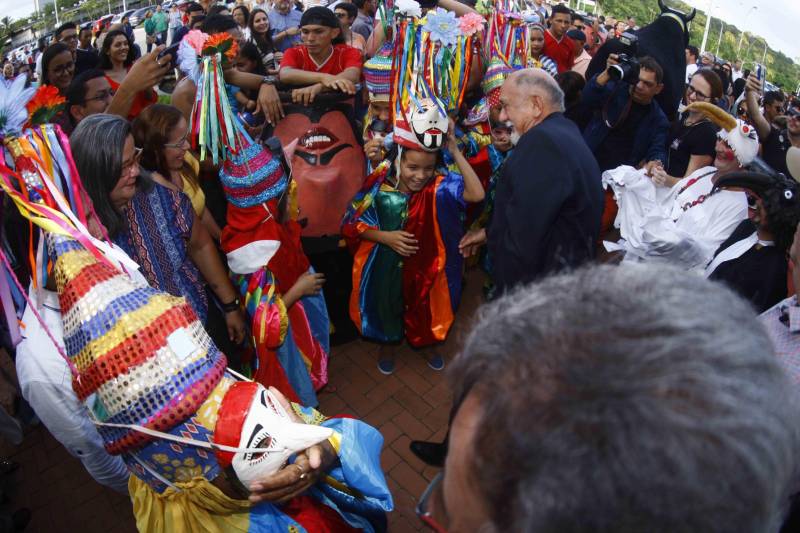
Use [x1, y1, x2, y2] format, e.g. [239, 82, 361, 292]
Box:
[0, 270, 486, 533]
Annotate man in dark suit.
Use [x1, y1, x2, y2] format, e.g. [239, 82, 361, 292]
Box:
[460, 69, 603, 294]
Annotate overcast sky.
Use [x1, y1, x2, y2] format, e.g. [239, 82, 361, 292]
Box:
[684, 0, 800, 61]
[0, 0, 798, 60]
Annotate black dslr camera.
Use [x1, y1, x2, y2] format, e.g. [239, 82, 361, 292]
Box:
[608, 32, 640, 84]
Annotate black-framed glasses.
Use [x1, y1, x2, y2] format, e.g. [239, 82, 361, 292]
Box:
[574, 24, 585, 30]
[686, 84, 710, 100]
[84, 88, 115, 104]
[335, 12, 348, 19]
[416, 472, 448, 533]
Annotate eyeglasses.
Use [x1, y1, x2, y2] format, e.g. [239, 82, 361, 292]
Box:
[62, 33, 78, 42]
[574, 24, 585, 30]
[164, 130, 190, 149]
[416, 472, 448, 533]
[83, 88, 115, 104]
[51, 61, 75, 76]
[335, 12, 348, 18]
[122, 147, 142, 174]
[686, 84, 710, 100]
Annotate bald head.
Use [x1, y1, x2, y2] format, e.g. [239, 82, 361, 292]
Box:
[499, 69, 565, 138]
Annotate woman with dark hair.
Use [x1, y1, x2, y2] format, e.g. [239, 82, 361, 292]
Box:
[556, 70, 588, 128]
[41, 42, 75, 94]
[232, 4, 251, 41]
[248, 8, 281, 71]
[70, 114, 246, 347]
[132, 104, 221, 240]
[646, 68, 723, 186]
[99, 30, 156, 120]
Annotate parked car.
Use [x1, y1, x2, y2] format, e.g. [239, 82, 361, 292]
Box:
[111, 9, 137, 25]
[93, 14, 115, 34]
[130, 7, 153, 27]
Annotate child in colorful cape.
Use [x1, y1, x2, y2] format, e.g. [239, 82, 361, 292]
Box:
[343, 111, 485, 375]
[219, 128, 332, 409]
[182, 29, 330, 408]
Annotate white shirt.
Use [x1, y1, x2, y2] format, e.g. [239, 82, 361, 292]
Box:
[16, 287, 131, 493]
[686, 63, 698, 84]
[35, 52, 43, 83]
[16, 250, 147, 494]
[603, 165, 747, 270]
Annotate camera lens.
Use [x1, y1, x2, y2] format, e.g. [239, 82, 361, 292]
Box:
[608, 65, 624, 80]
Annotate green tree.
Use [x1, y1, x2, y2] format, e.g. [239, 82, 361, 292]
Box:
[597, 0, 798, 90]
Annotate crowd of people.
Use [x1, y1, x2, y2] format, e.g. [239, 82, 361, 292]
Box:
[1, 0, 800, 531]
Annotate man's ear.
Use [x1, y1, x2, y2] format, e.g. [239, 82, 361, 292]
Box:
[331, 27, 341, 40]
[69, 104, 84, 123]
[655, 83, 664, 96]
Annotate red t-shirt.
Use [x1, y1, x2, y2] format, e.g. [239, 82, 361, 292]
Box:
[280, 43, 362, 75]
[543, 30, 575, 73]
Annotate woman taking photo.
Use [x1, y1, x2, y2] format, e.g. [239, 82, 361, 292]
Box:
[232, 4, 251, 41]
[70, 114, 246, 350]
[99, 30, 156, 120]
[647, 69, 723, 187]
[132, 104, 222, 240]
[248, 8, 281, 72]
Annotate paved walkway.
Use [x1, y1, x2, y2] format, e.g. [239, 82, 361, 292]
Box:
[0, 270, 486, 532]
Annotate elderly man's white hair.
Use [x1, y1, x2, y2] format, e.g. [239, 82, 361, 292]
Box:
[506, 68, 566, 113]
[449, 262, 800, 533]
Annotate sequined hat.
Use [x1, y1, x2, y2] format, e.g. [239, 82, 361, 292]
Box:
[50, 235, 227, 455]
[363, 42, 393, 103]
[482, 57, 515, 108]
[219, 137, 288, 209]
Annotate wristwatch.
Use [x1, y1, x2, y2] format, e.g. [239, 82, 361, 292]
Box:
[221, 297, 240, 313]
[261, 75, 278, 86]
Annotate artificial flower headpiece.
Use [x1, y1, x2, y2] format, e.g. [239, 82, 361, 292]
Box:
[183, 31, 241, 164]
[390, 9, 476, 151]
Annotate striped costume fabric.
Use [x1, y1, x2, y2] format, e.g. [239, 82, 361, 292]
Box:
[50, 235, 226, 455]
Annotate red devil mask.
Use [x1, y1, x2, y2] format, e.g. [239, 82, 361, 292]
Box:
[273, 99, 366, 237]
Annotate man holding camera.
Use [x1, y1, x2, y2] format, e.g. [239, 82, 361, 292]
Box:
[581, 54, 669, 172]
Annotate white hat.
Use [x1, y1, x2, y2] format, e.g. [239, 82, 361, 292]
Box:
[717, 119, 759, 167]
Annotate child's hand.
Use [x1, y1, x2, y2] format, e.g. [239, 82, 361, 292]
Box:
[383, 231, 419, 257]
[294, 272, 326, 296]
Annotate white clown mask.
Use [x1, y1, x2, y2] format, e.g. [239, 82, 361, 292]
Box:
[213, 381, 333, 489]
[408, 98, 448, 150]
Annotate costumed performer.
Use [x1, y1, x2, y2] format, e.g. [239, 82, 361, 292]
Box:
[705, 148, 800, 312]
[0, 116, 393, 532]
[603, 102, 758, 271]
[0, 79, 135, 493]
[343, 12, 484, 375]
[183, 30, 331, 408]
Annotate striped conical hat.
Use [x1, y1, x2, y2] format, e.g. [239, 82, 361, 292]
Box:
[50, 235, 227, 455]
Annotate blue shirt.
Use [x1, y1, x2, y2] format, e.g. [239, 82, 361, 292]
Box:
[268, 9, 303, 52]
